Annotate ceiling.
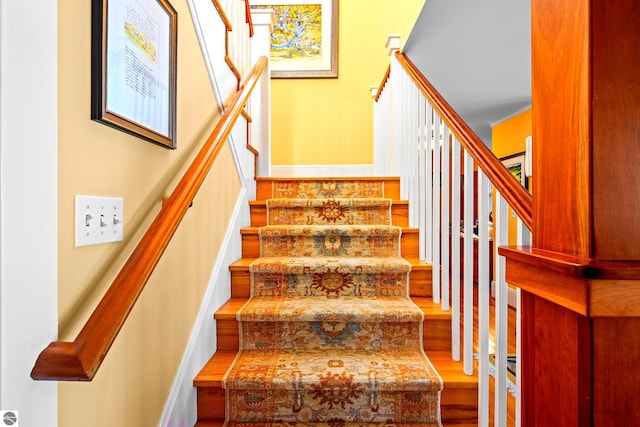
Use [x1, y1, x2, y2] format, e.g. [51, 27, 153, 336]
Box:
[403, 0, 531, 144]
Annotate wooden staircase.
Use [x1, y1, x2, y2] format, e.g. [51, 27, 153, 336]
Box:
[193, 177, 478, 426]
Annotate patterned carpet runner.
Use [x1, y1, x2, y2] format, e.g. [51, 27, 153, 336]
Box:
[222, 182, 443, 426]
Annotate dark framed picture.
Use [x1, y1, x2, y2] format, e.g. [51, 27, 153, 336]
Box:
[251, 0, 339, 78]
[500, 151, 529, 190]
[91, 0, 178, 149]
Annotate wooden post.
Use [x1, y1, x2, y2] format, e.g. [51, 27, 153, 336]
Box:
[500, 0, 640, 425]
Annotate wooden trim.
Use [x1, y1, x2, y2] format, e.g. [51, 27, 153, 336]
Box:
[241, 109, 258, 154]
[374, 65, 391, 102]
[212, 0, 233, 30]
[520, 292, 593, 427]
[245, 0, 254, 37]
[30, 56, 269, 381]
[500, 246, 640, 280]
[395, 51, 533, 231]
[246, 143, 259, 155]
[225, 56, 242, 88]
[500, 246, 640, 317]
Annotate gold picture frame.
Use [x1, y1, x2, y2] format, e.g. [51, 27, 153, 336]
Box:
[252, 0, 339, 78]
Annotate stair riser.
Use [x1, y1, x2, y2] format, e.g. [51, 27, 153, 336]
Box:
[259, 228, 402, 258]
[231, 268, 433, 298]
[250, 203, 409, 227]
[224, 389, 441, 424]
[236, 320, 423, 351]
[197, 388, 226, 421]
[440, 387, 479, 424]
[241, 232, 419, 258]
[216, 317, 451, 352]
[195, 377, 476, 424]
[256, 178, 401, 201]
[249, 269, 411, 298]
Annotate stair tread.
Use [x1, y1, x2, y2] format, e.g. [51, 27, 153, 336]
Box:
[255, 176, 401, 181]
[240, 224, 410, 235]
[194, 350, 476, 389]
[215, 297, 452, 320]
[230, 256, 431, 269]
[250, 199, 409, 205]
[237, 297, 425, 322]
[240, 225, 419, 234]
[403, 256, 432, 269]
[196, 423, 476, 427]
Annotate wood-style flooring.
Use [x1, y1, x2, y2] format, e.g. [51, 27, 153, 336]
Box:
[469, 286, 518, 426]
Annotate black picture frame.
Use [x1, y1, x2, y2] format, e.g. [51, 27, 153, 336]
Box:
[500, 151, 529, 190]
[91, 0, 178, 149]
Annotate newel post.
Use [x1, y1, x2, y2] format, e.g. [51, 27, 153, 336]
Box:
[500, 0, 640, 425]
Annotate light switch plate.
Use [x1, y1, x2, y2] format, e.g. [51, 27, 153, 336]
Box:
[75, 195, 123, 247]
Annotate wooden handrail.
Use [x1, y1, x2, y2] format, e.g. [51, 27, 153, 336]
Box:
[395, 51, 533, 230]
[31, 56, 269, 381]
[245, 0, 254, 37]
[213, 0, 233, 31]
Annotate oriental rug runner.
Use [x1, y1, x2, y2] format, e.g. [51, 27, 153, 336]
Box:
[222, 183, 443, 426]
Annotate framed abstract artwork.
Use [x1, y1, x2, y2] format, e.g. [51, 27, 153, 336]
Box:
[91, 0, 178, 148]
[252, 0, 339, 78]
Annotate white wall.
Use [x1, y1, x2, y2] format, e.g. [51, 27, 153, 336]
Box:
[0, 1, 59, 426]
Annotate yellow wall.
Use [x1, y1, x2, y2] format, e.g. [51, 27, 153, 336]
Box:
[270, 0, 425, 166]
[492, 108, 531, 159]
[491, 108, 532, 244]
[57, 1, 240, 425]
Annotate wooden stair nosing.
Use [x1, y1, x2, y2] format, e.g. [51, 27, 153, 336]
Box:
[193, 349, 479, 389]
[213, 296, 452, 352]
[195, 423, 480, 427]
[229, 256, 433, 298]
[239, 225, 419, 234]
[255, 177, 401, 201]
[214, 297, 451, 321]
[194, 349, 478, 423]
[228, 256, 431, 270]
[240, 226, 421, 258]
[249, 199, 409, 227]
[255, 176, 401, 181]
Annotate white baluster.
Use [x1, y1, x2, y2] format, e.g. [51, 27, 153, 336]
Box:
[441, 124, 451, 311]
[408, 83, 418, 228]
[463, 151, 474, 375]
[432, 115, 442, 304]
[494, 191, 509, 427]
[418, 97, 427, 260]
[425, 104, 433, 264]
[451, 136, 461, 361]
[478, 170, 490, 427]
[402, 70, 410, 200]
[390, 55, 403, 183]
[398, 67, 407, 199]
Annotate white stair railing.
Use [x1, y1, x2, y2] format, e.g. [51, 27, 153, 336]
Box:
[373, 43, 532, 427]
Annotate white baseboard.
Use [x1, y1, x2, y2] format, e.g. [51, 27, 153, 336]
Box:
[269, 164, 379, 177]
[158, 187, 249, 427]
